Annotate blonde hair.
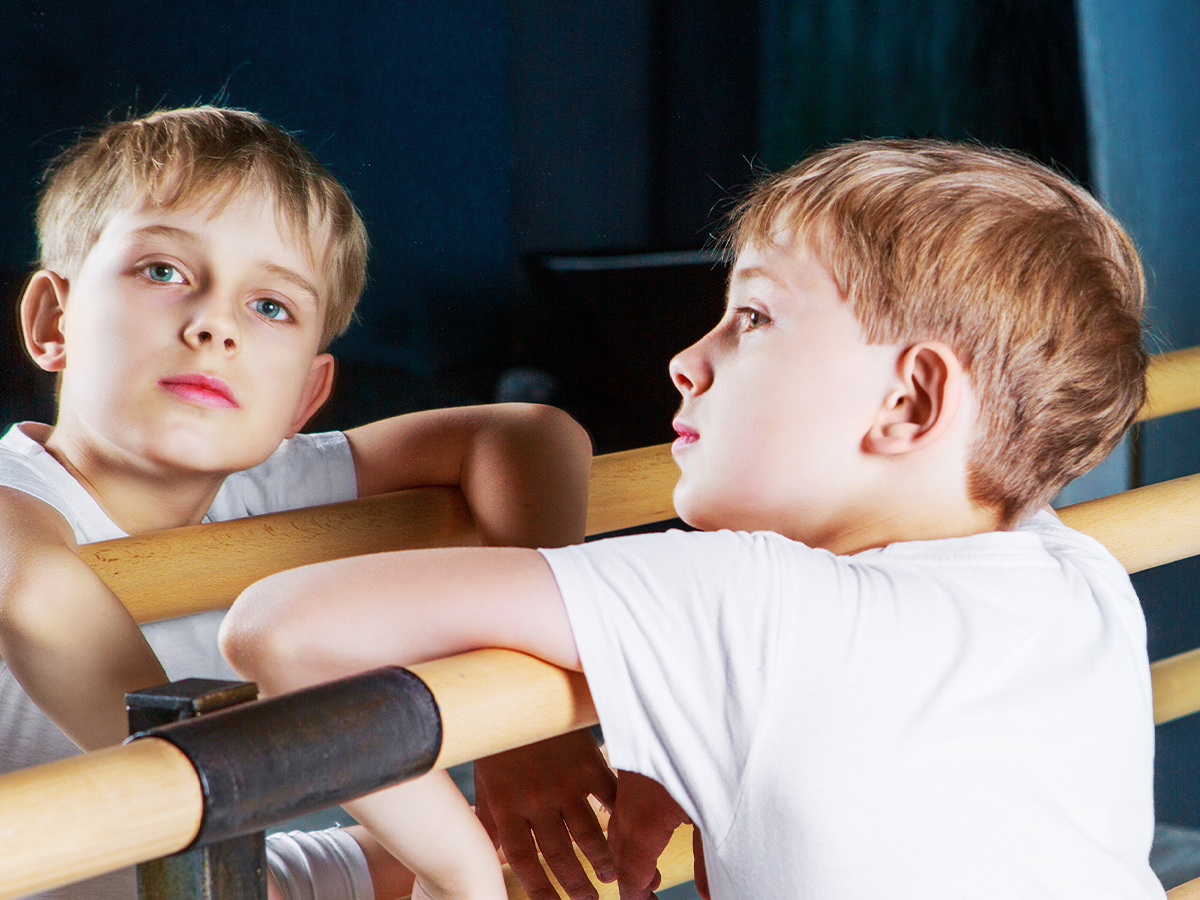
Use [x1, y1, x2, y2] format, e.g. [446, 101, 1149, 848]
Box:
[727, 139, 1146, 525]
[36, 106, 368, 349]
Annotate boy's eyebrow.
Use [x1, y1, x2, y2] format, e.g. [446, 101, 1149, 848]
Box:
[259, 263, 322, 307]
[731, 265, 787, 289]
[129, 223, 202, 246]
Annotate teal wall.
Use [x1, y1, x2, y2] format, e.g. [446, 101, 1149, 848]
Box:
[1076, 0, 1200, 826]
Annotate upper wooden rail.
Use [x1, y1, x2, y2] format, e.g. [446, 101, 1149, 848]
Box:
[1138, 345, 1200, 422]
[76, 343, 1200, 622]
[79, 443, 678, 623]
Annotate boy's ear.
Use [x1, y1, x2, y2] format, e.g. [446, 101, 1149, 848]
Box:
[864, 341, 963, 456]
[286, 353, 336, 438]
[20, 270, 70, 372]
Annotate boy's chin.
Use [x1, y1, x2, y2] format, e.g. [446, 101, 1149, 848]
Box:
[671, 487, 730, 534]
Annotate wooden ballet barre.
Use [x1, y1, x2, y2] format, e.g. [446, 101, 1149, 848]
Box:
[0, 649, 602, 900]
[1170, 873, 1200, 898]
[1137, 345, 1200, 422]
[79, 443, 678, 624]
[78, 449, 1200, 626]
[1056, 478, 1200, 724]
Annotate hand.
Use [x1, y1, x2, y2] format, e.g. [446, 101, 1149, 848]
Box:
[475, 730, 617, 900]
[607, 771, 689, 900]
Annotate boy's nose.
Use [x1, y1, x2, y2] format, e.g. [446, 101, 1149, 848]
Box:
[669, 336, 713, 396]
[183, 296, 240, 354]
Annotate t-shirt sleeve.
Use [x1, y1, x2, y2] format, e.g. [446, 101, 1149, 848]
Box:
[0, 446, 87, 537]
[206, 431, 358, 521]
[540, 529, 840, 839]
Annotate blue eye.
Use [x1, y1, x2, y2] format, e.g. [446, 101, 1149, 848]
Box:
[251, 298, 291, 321]
[145, 263, 185, 284]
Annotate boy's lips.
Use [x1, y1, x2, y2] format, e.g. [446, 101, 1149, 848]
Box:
[672, 419, 699, 452]
[158, 374, 240, 409]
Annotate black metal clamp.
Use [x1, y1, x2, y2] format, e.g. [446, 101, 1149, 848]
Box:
[127, 666, 444, 899]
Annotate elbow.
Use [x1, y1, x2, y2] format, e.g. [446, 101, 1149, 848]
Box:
[219, 578, 296, 693]
[499, 401, 592, 459]
[534, 402, 593, 461]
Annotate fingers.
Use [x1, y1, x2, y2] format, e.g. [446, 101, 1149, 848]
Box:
[608, 772, 687, 900]
[488, 798, 613, 899]
[494, 815, 564, 900]
[564, 798, 615, 883]
[474, 731, 618, 900]
[532, 815, 599, 900]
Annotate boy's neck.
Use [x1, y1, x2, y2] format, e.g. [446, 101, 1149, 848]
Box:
[821, 495, 1004, 556]
[31, 423, 228, 535]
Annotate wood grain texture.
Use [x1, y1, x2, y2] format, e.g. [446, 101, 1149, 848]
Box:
[1058, 473, 1200, 575]
[80, 487, 479, 623]
[586, 442, 678, 536]
[1139, 345, 1200, 421]
[411, 648, 598, 770]
[1152, 648, 1200, 725]
[1169, 874, 1200, 899]
[0, 738, 201, 900]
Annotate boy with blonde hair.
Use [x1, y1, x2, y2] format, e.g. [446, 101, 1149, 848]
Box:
[1, 106, 591, 899]
[223, 140, 1162, 899]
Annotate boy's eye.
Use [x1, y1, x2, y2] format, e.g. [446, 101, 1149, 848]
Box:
[736, 307, 770, 330]
[144, 263, 185, 284]
[251, 298, 292, 321]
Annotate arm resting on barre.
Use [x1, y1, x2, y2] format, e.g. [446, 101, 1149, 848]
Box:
[0, 487, 167, 749]
[222, 547, 581, 900]
[345, 403, 592, 550]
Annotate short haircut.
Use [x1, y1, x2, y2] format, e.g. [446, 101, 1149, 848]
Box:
[727, 139, 1146, 525]
[36, 106, 368, 349]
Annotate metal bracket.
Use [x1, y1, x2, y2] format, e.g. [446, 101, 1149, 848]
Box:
[128, 678, 265, 900]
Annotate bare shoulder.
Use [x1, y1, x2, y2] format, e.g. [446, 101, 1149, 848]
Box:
[0, 486, 77, 551]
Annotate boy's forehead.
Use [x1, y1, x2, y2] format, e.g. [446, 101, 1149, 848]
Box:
[731, 230, 833, 290]
[115, 189, 322, 259]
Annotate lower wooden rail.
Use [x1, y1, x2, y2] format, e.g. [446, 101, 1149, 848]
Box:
[0, 649, 604, 899]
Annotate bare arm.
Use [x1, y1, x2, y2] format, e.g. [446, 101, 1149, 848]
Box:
[345, 402, 591, 548]
[0, 488, 168, 749]
[221, 546, 579, 900]
[345, 403, 623, 897]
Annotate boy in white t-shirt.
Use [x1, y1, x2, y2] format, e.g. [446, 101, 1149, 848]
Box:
[1, 106, 591, 900]
[222, 140, 1163, 900]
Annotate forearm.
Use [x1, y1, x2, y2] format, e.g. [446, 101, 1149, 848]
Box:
[456, 404, 591, 549]
[346, 403, 592, 549]
[345, 826, 416, 900]
[346, 772, 505, 900]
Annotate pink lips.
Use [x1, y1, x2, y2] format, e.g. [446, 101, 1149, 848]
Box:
[672, 419, 698, 452]
[158, 374, 240, 409]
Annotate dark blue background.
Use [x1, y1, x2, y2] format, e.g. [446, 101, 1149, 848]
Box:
[3, 0, 1200, 827]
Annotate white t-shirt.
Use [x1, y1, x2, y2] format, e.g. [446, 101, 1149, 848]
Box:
[0, 423, 358, 899]
[542, 514, 1165, 900]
